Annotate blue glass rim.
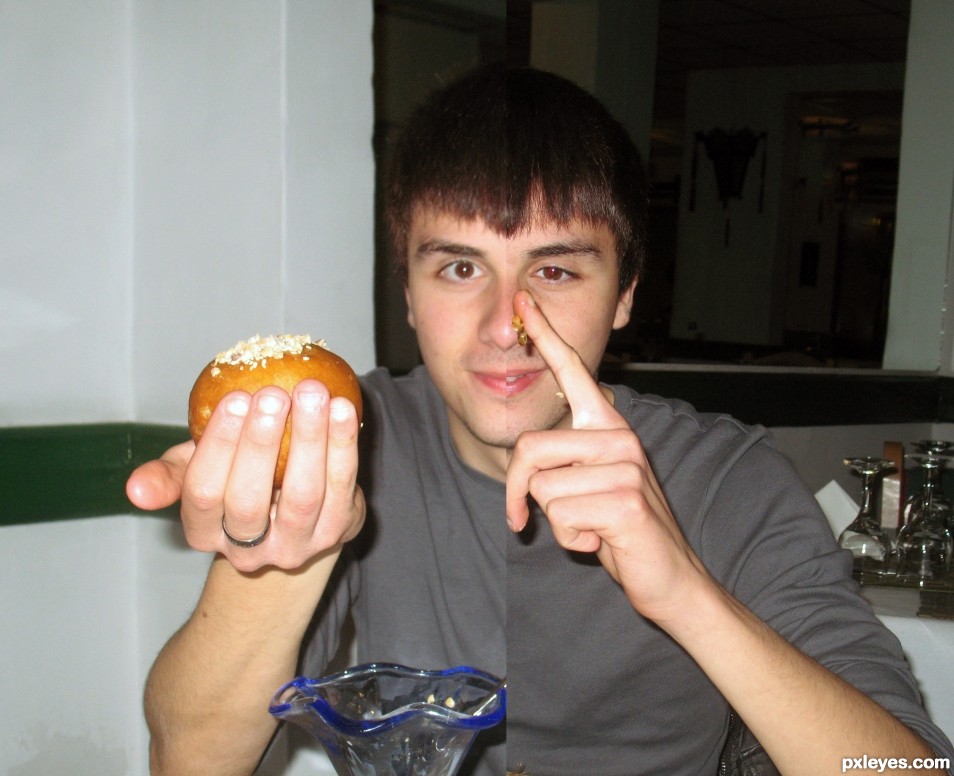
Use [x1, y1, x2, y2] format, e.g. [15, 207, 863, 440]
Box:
[269, 662, 506, 736]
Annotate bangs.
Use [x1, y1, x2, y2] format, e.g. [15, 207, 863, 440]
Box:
[386, 65, 647, 290]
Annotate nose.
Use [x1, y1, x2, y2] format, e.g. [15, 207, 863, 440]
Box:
[478, 277, 522, 350]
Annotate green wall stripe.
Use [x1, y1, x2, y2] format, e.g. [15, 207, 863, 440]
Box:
[0, 423, 189, 526]
[3, 372, 954, 526]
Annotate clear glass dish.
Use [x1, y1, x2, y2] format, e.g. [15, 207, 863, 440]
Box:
[269, 662, 505, 776]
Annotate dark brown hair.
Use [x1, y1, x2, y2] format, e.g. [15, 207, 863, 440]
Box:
[384, 64, 649, 293]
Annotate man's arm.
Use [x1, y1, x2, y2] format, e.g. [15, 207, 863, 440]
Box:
[144, 553, 339, 775]
[506, 291, 948, 776]
[128, 380, 364, 775]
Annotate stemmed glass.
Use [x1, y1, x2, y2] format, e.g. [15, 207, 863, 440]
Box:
[838, 457, 896, 583]
[902, 440, 954, 529]
[897, 448, 953, 587]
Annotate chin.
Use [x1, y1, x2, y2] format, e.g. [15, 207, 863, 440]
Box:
[499, 400, 569, 447]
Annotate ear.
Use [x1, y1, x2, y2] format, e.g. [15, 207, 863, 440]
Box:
[612, 277, 638, 330]
[405, 285, 416, 329]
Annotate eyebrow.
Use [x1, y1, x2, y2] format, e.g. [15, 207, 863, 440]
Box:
[412, 239, 484, 260]
[526, 239, 604, 261]
[411, 237, 606, 262]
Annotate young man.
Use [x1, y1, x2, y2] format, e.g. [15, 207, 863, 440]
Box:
[128, 66, 954, 775]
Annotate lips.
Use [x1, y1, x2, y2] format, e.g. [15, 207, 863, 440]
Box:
[473, 369, 544, 397]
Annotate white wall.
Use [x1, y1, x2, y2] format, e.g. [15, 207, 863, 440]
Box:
[1, 2, 373, 774]
[0, 517, 212, 775]
[131, 0, 376, 425]
[1, 517, 139, 774]
[1, 0, 375, 429]
[883, 0, 954, 372]
[1, 1, 134, 425]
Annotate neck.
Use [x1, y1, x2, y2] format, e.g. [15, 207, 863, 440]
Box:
[447, 416, 510, 482]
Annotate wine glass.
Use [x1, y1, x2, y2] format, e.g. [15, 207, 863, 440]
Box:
[838, 457, 896, 583]
[896, 452, 953, 587]
[903, 440, 954, 533]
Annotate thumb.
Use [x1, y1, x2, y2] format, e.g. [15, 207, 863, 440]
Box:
[126, 441, 194, 510]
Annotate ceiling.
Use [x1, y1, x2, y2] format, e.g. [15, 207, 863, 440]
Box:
[387, 1, 911, 154]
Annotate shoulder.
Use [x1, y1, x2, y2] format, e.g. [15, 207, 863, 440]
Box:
[360, 365, 438, 419]
[606, 382, 775, 476]
[357, 366, 447, 462]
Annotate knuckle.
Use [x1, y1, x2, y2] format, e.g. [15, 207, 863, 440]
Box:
[185, 533, 218, 553]
[619, 460, 643, 483]
[279, 481, 322, 517]
[226, 492, 266, 522]
[228, 553, 265, 574]
[612, 430, 641, 460]
[270, 552, 307, 572]
[312, 520, 346, 549]
[512, 430, 539, 457]
[245, 423, 285, 450]
[185, 480, 224, 513]
[526, 469, 551, 506]
[325, 460, 358, 494]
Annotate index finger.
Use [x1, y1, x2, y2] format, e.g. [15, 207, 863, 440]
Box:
[513, 290, 621, 430]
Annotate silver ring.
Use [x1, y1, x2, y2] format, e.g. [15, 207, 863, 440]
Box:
[222, 516, 270, 548]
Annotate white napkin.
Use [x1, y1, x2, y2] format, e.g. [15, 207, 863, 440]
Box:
[815, 480, 860, 539]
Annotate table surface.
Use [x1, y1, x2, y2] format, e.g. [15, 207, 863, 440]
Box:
[861, 586, 954, 747]
[862, 585, 954, 620]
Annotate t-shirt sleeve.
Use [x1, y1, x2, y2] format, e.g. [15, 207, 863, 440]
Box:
[700, 439, 954, 764]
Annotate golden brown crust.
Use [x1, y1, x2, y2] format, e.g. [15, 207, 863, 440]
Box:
[188, 335, 362, 486]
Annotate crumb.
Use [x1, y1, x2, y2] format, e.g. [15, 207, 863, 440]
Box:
[512, 314, 529, 346]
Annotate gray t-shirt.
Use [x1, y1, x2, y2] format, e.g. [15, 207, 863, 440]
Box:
[297, 366, 506, 775]
[292, 366, 953, 775]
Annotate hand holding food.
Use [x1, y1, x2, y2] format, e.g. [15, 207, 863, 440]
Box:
[189, 334, 362, 487]
[127, 333, 365, 571]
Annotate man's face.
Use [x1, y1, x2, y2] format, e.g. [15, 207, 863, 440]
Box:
[404, 210, 636, 481]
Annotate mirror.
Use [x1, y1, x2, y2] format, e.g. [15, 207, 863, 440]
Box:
[372, 0, 911, 373]
[615, 1, 909, 369]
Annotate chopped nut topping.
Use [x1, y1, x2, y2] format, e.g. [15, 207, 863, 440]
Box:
[512, 314, 529, 346]
[212, 334, 328, 369]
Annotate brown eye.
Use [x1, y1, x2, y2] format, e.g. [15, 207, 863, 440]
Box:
[454, 261, 476, 279]
[539, 266, 568, 281]
[439, 259, 484, 282]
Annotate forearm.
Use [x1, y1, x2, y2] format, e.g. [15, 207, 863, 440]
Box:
[145, 548, 341, 776]
[666, 580, 944, 776]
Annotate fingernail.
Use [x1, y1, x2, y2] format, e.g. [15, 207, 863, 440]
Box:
[259, 394, 284, 415]
[330, 400, 351, 422]
[298, 389, 326, 413]
[226, 396, 249, 416]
